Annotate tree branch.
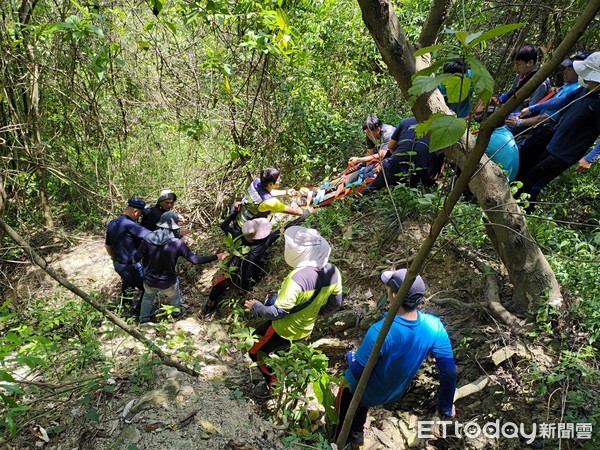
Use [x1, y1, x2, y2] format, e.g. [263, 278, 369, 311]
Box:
[418, 0, 454, 48]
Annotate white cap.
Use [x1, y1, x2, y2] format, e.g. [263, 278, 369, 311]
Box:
[573, 52, 600, 83]
[284, 226, 331, 269]
[242, 218, 272, 241]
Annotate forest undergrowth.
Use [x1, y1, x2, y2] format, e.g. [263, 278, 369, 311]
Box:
[1, 180, 599, 449]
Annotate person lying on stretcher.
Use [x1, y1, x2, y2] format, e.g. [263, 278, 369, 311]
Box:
[294, 155, 382, 208]
[293, 114, 393, 207]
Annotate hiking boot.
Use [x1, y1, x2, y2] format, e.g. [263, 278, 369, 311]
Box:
[201, 299, 217, 315]
[252, 382, 272, 398]
[171, 305, 187, 319]
[349, 431, 364, 449]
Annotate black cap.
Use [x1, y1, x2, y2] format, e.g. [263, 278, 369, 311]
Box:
[127, 198, 146, 210]
[561, 50, 593, 69]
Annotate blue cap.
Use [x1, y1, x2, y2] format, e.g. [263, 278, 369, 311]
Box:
[127, 198, 146, 210]
[380, 269, 425, 307]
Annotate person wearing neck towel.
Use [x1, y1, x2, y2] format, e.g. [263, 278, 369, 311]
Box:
[134, 211, 229, 324]
[244, 226, 343, 398]
[142, 189, 178, 231]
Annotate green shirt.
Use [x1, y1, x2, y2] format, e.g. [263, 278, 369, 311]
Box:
[272, 265, 343, 341]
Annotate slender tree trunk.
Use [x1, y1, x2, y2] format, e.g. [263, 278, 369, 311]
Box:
[24, 24, 54, 227]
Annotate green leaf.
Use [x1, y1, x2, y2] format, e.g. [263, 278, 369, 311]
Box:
[466, 56, 494, 103]
[413, 44, 446, 57]
[64, 15, 82, 30]
[4, 412, 17, 436]
[0, 392, 18, 408]
[86, 408, 99, 422]
[29, 335, 53, 346]
[13, 355, 44, 368]
[468, 23, 525, 47]
[80, 393, 91, 405]
[312, 374, 338, 424]
[5, 332, 21, 345]
[455, 31, 468, 44]
[0, 383, 24, 395]
[46, 424, 65, 435]
[417, 114, 466, 152]
[465, 31, 483, 44]
[442, 75, 472, 103]
[70, 0, 86, 14]
[274, 9, 287, 30]
[377, 292, 387, 308]
[88, 24, 104, 39]
[408, 74, 452, 98]
[164, 21, 177, 35]
[0, 370, 15, 382]
[152, 0, 163, 15]
[412, 60, 445, 79]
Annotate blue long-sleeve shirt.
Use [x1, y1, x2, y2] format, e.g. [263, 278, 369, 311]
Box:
[542, 87, 600, 164]
[344, 311, 456, 414]
[528, 90, 573, 116]
[105, 215, 149, 264]
[583, 140, 600, 163]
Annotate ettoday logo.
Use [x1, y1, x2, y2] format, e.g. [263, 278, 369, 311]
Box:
[418, 420, 593, 443]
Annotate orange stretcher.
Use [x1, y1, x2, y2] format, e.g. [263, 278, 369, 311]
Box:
[296, 156, 382, 208]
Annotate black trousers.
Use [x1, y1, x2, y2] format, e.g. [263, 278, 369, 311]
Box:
[248, 321, 291, 385]
[521, 150, 571, 206]
[333, 385, 369, 440]
[517, 126, 555, 182]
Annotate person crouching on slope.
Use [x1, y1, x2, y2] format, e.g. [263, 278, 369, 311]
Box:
[244, 226, 343, 398]
[333, 269, 457, 449]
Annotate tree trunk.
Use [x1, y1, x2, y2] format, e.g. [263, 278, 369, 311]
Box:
[38, 169, 54, 228]
[23, 10, 54, 228]
[354, 0, 600, 313]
